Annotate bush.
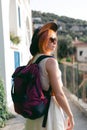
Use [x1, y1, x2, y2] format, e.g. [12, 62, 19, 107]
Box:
[10, 33, 21, 45]
[0, 78, 13, 128]
[66, 57, 72, 62]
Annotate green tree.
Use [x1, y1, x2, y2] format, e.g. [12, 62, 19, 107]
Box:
[58, 35, 72, 59]
[79, 36, 87, 43]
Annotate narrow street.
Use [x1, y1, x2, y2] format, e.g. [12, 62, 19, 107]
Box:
[68, 95, 87, 130]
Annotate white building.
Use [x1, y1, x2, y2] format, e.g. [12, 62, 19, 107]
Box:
[72, 40, 87, 62]
[0, 0, 33, 107]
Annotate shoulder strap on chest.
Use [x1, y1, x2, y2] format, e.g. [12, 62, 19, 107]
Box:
[35, 55, 54, 64]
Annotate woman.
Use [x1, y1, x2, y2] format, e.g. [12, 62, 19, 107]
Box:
[24, 22, 74, 130]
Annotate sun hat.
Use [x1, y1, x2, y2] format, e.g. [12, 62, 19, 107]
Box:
[38, 22, 58, 35]
[30, 22, 58, 56]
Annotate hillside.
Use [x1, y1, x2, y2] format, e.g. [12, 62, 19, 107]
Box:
[32, 10, 87, 42]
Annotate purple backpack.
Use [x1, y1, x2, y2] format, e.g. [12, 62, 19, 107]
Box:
[11, 55, 52, 127]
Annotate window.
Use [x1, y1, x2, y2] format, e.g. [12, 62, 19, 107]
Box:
[18, 6, 21, 28]
[79, 51, 83, 56]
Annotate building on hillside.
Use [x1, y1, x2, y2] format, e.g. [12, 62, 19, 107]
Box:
[32, 17, 43, 30]
[0, 0, 33, 107]
[72, 40, 87, 62]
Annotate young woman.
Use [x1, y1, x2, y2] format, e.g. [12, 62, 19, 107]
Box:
[24, 22, 74, 130]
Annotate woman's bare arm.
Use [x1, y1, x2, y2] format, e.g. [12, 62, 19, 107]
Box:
[46, 58, 74, 129]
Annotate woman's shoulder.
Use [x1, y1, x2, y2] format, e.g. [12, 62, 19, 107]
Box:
[46, 57, 59, 71]
[46, 56, 58, 65]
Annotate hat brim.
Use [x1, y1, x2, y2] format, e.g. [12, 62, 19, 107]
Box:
[38, 22, 58, 35]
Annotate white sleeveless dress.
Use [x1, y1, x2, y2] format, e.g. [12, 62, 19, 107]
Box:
[24, 54, 65, 130]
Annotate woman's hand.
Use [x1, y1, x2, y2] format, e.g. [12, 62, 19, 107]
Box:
[66, 116, 75, 130]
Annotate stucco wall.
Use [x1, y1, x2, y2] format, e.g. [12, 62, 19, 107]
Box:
[77, 47, 87, 62]
[0, 0, 32, 107]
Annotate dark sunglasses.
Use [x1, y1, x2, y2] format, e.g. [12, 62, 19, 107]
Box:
[49, 37, 57, 43]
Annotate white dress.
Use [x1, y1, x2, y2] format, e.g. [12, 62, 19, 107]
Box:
[24, 54, 65, 130]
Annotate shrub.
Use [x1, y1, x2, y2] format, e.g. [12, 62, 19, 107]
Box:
[0, 78, 13, 128]
[66, 57, 72, 62]
[10, 33, 21, 45]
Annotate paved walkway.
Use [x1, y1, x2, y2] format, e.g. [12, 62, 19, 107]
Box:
[0, 106, 25, 130]
[64, 87, 87, 116]
[0, 88, 87, 130]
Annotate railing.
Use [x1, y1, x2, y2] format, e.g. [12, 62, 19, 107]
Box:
[59, 61, 87, 103]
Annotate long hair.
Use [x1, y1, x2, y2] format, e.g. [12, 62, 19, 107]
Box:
[38, 29, 56, 53]
[30, 29, 56, 56]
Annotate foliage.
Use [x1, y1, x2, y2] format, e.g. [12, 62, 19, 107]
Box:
[79, 36, 87, 43]
[58, 38, 68, 58]
[32, 10, 87, 42]
[57, 35, 73, 59]
[10, 33, 21, 45]
[68, 46, 76, 56]
[0, 78, 13, 128]
[66, 57, 72, 62]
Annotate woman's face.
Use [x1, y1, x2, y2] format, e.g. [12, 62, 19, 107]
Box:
[46, 31, 57, 52]
[38, 29, 58, 54]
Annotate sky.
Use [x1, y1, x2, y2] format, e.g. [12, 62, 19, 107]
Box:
[30, 0, 87, 21]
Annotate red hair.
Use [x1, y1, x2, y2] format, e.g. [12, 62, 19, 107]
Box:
[38, 29, 56, 53]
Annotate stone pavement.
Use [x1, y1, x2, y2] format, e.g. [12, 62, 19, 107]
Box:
[0, 115, 25, 130]
[64, 87, 87, 116]
[0, 107, 25, 130]
[0, 87, 87, 130]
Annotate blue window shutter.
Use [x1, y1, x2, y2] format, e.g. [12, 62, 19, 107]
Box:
[14, 51, 20, 69]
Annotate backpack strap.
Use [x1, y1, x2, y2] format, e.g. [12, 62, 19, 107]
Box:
[35, 55, 54, 64]
[42, 94, 51, 127]
[35, 55, 54, 127]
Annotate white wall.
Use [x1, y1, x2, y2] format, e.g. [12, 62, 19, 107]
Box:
[0, 0, 11, 105]
[77, 47, 87, 62]
[0, 0, 6, 83]
[0, 0, 32, 107]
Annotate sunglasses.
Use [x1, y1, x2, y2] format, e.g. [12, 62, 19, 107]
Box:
[49, 37, 57, 43]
